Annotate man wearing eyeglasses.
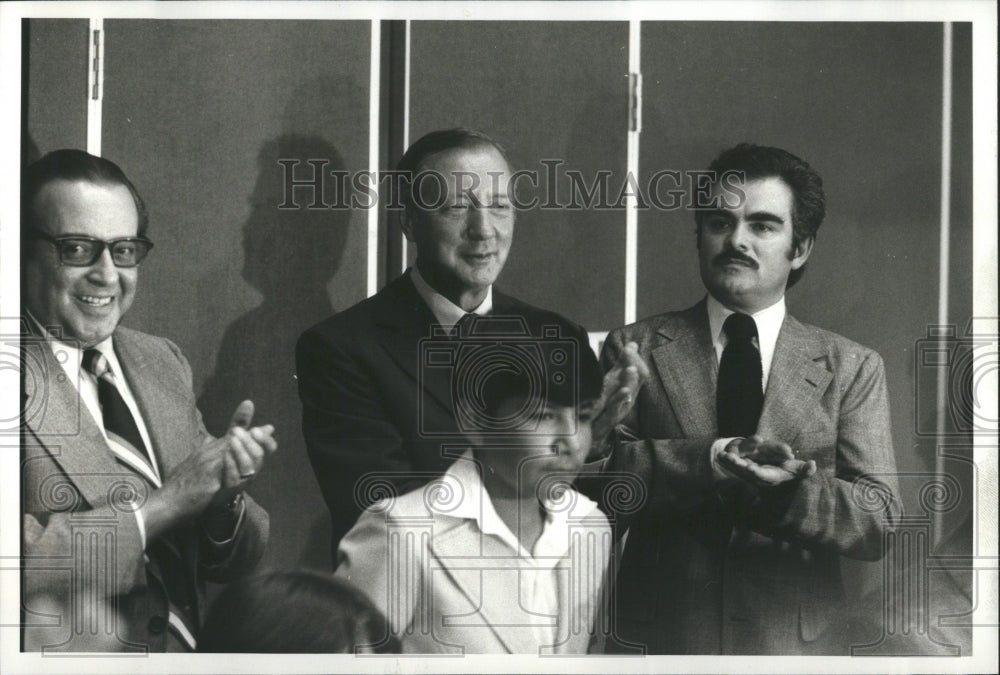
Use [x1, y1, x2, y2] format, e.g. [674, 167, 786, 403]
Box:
[19, 149, 275, 652]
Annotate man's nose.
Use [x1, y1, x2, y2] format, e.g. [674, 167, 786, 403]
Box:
[86, 247, 119, 284]
[727, 221, 751, 251]
[465, 205, 493, 239]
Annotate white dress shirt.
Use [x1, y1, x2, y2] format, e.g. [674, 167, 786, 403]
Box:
[438, 451, 599, 649]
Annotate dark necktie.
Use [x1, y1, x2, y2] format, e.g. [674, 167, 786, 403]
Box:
[452, 312, 477, 339]
[716, 313, 763, 437]
[82, 348, 156, 478]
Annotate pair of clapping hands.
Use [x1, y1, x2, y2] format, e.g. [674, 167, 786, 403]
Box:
[717, 436, 817, 488]
[592, 341, 816, 489]
[143, 400, 277, 543]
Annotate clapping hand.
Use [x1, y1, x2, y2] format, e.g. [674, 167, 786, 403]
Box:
[590, 341, 650, 455]
[716, 435, 816, 488]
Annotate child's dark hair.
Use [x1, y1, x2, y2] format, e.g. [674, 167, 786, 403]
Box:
[474, 327, 602, 428]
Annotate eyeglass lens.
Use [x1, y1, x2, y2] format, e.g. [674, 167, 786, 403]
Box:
[59, 238, 151, 267]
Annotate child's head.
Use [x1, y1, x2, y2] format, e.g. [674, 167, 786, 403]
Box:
[198, 570, 400, 653]
[469, 339, 603, 497]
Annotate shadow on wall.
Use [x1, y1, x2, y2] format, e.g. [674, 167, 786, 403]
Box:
[198, 134, 351, 572]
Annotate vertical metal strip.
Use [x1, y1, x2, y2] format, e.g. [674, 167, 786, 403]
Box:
[400, 19, 411, 275]
[86, 18, 103, 155]
[625, 20, 641, 326]
[367, 20, 381, 298]
[934, 22, 953, 547]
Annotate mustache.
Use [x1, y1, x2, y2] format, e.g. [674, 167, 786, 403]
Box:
[713, 248, 759, 269]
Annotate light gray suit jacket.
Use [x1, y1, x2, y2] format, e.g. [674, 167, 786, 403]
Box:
[21, 325, 268, 652]
[336, 456, 612, 654]
[599, 300, 900, 655]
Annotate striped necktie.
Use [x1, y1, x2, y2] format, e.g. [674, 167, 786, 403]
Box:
[83, 348, 197, 649]
[82, 348, 156, 480]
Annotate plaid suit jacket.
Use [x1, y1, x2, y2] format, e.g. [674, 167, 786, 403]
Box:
[599, 299, 900, 655]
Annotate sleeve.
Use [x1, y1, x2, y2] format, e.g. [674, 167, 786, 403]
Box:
[745, 350, 901, 561]
[22, 502, 147, 606]
[587, 327, 725, 521]
[296, 328, 414, 549]
[335, 507, 421, 640]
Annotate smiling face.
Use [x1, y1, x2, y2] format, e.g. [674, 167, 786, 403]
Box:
[402, 145, 514, 311]
[697, 176, 813, 314]
[23, 180, 139, 348]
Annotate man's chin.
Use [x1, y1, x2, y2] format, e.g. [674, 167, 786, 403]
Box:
[67, 321, 118, 348]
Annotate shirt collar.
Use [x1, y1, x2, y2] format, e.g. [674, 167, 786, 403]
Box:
[24, 310, 118, 381]
[410, 267, 493, 329]
[706, 293, 786, 382]
[440, 450, 597, 559]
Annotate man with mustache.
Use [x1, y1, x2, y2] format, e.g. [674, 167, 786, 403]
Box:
[599, 144, 900, 654]
[297, 128, 642, 557]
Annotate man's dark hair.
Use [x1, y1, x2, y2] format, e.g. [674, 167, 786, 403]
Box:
[695, 143, 825, 288]
[21, 149, 149, 250]
[395, 128, 510, 220]
[198, 570, 401, 653]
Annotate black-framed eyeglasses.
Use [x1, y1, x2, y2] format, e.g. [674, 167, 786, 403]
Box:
[28, 231, 154, 268]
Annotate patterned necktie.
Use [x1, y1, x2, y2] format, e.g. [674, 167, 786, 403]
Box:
[716, 313, 764, 437]
[83, 348, 197, 648]
[82, 348, 155, 477]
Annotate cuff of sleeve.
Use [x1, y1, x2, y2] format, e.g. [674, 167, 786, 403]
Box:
[202, 494, 246, 547]
[711, 437, 742, 483]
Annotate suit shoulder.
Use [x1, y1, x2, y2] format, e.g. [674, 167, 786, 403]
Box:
[300, 293, 381, 345]
[114, 326, 185, 361]
[791, 317, 883, 365]
[606, 302, 704, 344]
[493, 289, 589, 337]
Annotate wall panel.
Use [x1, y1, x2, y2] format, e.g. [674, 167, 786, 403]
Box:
[410, 21, 630, 330]
[102, 19, 371, 571]
[638, 22, 948, 486]
[24, 19, 89, 160]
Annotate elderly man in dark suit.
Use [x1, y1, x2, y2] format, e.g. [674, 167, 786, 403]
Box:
[297, 128, 643, 556]
[20, 150, 275, 652]
[600, 144, 901, 654]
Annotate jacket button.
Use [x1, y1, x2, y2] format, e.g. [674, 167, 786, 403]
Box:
[148, 616, 167, 634]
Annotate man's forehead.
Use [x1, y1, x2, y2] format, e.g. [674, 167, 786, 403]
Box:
[713, 175, 793, 216]
[35, 179, 139, 233]
[418, 145, 511, 177]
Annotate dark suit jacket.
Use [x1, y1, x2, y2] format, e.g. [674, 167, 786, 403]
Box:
[21, 325, 268, 652]
[296, 271, 592, 554]
[599, 300, 900, 655]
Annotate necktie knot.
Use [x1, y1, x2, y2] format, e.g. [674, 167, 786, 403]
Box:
[453, 313, 477, 338]
[723, 313, 758, 344]
[82, 348, 110, 379]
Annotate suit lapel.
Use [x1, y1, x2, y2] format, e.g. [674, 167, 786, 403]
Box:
[428, 520, 542, 654]
[113, 330, 195, 480]
[374, 274, 456, 415]
[649, 302, 718, 437]
[757, 314, 833, 444]
[22, 334, 141, 508]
